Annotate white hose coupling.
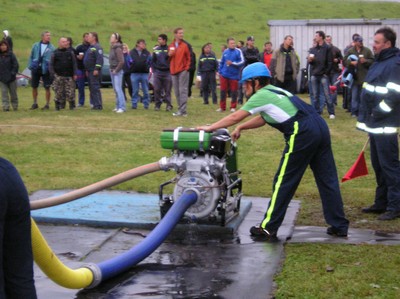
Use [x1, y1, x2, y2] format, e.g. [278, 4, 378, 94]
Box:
[158, 157, 171, 171]
[83, 263, 102, 289]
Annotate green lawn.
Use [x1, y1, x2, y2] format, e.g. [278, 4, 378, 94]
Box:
[1, 0, 400, 297]
[3, 0, 400, 67]
[2, 86, 400, 298]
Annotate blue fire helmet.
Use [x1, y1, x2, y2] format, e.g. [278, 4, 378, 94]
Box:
[240, 62, 271, 83]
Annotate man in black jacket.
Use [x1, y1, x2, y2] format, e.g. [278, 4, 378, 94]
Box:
[130, 39, 151, 109]
[238, 36, 259, 104]
[152, 34, 172, 111]
[49, 37, 77, 110]
[75, 33, 90, 107]
[308, 30, 335, 118]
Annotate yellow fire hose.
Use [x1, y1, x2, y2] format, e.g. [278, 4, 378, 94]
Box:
[31, 219, 94, 289]
[31, 160, 167, 289]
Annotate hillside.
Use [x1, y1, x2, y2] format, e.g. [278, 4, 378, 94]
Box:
[1, 0, 400, 66]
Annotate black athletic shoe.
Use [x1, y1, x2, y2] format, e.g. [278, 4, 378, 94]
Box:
[362, 205, 386, 214]
[326, 226, 348, 237]
[30, 103, 38, 110]
[377, 210, 400, 221]
[250, 225, 278, 241]
[41, 105, 49, 110]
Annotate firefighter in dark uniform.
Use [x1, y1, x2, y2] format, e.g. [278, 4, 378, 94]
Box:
[358, 27, 400, 220]
[198, 62, 349, 240]
[84, 32, 103, 110]
[0, 157, 37, 298]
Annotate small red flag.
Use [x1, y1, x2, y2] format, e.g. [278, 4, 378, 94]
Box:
[341, 151, 368, 182]
[341, 138, 370, 183]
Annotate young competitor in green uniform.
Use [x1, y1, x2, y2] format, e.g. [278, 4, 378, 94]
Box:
[198, 62, 349, 241]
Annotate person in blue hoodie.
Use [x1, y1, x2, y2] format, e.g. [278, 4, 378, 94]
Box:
[217, 37, 244, 113]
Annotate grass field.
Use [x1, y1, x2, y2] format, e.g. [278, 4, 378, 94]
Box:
[2, 0, 400, 67]
[3, 86, 400, 298]
[1, 0, 400, 297]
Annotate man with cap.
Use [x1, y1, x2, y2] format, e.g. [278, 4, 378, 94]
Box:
[242, 36, 260, 67]
[238, 36, 260, 104]
[344, 35, 374, 117]
[197, 62, 349, 241]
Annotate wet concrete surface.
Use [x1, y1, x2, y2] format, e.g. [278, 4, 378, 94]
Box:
[31, 191, 299, 299]
[30, 191, 400, 298]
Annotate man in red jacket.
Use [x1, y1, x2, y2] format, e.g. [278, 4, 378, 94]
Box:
[168, 27, 191, 117]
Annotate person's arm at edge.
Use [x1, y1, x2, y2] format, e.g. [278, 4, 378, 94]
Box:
[197, 110, 250, 132]
[231, 115, 266, 141]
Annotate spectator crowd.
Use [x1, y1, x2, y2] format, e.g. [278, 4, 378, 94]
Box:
[0, 27, 390, 121]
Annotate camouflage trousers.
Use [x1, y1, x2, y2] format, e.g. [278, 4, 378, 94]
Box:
[52, 75, 75, 108]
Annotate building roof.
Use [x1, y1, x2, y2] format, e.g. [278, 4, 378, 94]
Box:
[268, 18, 400, 26]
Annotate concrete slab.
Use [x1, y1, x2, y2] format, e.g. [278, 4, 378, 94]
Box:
[30, 190, 161, 229]
[289, 226, 400, 245]
[31, 191, 301, 299]
[30, 190, 252, 237]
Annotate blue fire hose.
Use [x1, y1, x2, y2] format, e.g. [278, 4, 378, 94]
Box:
[94, 190, 198, 283]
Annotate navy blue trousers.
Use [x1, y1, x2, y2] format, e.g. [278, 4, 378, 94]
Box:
[370, 133, 400, 212]
[261, 114, 349, 233]
[88, 71, 103, 109]
[200, 72, 217, 104]
[0, 158, 37, 299]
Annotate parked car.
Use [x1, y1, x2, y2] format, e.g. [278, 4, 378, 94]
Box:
[16, 54, 112, 87]
[16, 68, 31, 87]
[100, 54, 111, 87]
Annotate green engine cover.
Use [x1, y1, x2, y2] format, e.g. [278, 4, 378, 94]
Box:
[160, 128, 212, 151]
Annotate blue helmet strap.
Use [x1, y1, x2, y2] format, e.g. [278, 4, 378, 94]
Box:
[250, 78, 257, 96]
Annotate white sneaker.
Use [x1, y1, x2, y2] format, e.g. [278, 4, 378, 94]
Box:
[329, 114, 335, 119]
[116, 109, 125, 113]
[113, 108, 118, 112]
[230, 108, 236, 113]
[216, 108, 225, 112]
